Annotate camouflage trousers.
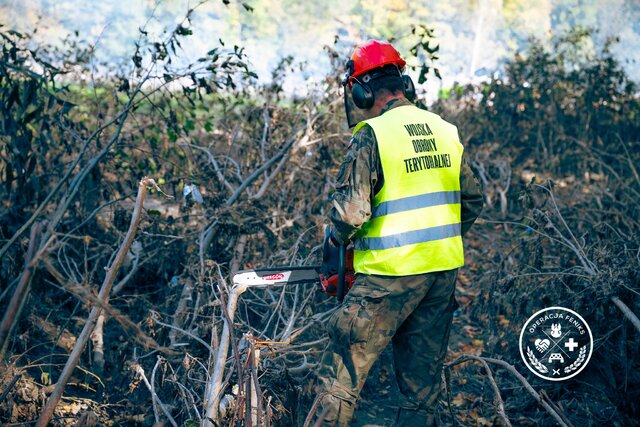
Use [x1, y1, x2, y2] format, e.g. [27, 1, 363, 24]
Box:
[315, 269, 458, 426]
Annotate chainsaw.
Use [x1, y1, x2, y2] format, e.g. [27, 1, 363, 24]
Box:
[231, 226, 355, 302]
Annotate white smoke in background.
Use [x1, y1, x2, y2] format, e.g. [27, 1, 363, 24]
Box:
[3, 0, 639, 98]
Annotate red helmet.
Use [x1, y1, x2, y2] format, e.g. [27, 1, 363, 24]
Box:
[347, 40, 406, 86]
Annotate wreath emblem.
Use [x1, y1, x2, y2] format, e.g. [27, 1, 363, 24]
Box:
[527, 346, 549, 374]
[563, 345, 587, 374]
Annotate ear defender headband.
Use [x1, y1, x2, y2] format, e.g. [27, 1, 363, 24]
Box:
[344, 60, 416, 109]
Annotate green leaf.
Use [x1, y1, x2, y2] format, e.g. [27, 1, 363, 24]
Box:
[424, 42, 439, 54]
[47, 94, 56, 109]
[418, 65, 429, 84]
[132, 51, 143, 68]
[168, 128, 178, 143]
[175, 25, 193, 36]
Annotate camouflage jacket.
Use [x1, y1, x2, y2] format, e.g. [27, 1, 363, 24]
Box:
[330, 98, 484, 243]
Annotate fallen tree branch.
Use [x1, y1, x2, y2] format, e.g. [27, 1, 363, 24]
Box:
[539, 389, 575, 427]
[90, 313, 106, 375]
[0, 373, 21, 402]
[167, 277, 194, 348]
[202, 269, 296, 425]
[184, 143, 236, 195]
[251, 149, 290, 201]
[132, 361, 178, 427]
[459, 356, 511, 426]
[0, 222, 43, 360]
[225, 128, 304, 206]
[230, 234, 248, 274]
[36, 177, 153, 427]
[203, 277, 245, 426]
[152, 315, 215, 354]
[445, 354, 573, 427]
[40, 256, 168, 353]
[611, 296, 640, 334]
[303, 392, 328, 427]
[111, 240, 142, 295]
[224, 112, 323, 208]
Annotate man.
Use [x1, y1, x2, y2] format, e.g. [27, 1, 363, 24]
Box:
[315, 40, 484, 426]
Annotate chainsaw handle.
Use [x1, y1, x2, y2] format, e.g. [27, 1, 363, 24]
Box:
[337, 243, 347, 303]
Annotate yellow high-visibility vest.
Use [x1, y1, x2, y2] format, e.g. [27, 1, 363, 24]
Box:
[352, 105, 464, 276]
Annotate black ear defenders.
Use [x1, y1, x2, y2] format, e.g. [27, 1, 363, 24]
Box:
[343, 60, 375, 109]
[351, 75, 375, 109]
[344, 60, 416, 109]
[402, 74, 416, 101]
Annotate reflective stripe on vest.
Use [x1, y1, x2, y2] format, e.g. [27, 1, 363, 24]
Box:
[352, 105, 464, 276]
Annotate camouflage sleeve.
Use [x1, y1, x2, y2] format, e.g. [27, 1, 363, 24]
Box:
[460, 153, 484, 236]
[329, 125, 381, 244]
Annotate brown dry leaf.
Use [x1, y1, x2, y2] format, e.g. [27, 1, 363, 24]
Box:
[458, 342, 483, 355]
[477, 416, 493, 426]
[29, 315, 77, 351]
[498, 315, 510, 327]
[456, 295, 472, 306]
[468, 410, 493, 425]
[458, 271, 470, 285]
[462, 325, 481, 338]
[472, 339, 484, 348]
[451, 393, 467, 407]
[458, 343, 474, 353]
[16, 378, 39, 402]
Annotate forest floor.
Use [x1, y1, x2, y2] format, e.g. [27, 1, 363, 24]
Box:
[0, 224, 493, 427]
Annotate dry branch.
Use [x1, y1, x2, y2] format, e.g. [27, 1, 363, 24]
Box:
[446, 354, 573, 427]
[303, 392, 328, 427]
[225, 128, 304, 206]
[461, 356, 511, 426]
[0, 222, 43, 360]
[40, 256, 168, 353]
[90, 314, 106, 375]
[611, 296, 640, 334]
[168, 278, 195, 348]
[224, 112, 322, 208]
[132, 361, 178, 427]
[202, 279, 245, 425]
[202, 274, 290, 425]
[36, 177, 154, 427]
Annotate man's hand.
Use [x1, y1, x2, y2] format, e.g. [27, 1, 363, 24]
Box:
[329, 225, 350, 246]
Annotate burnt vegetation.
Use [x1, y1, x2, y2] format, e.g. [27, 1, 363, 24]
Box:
[0, 8, 639, 427]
